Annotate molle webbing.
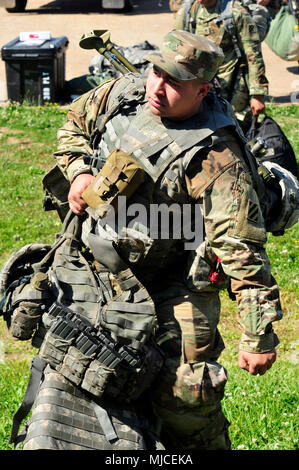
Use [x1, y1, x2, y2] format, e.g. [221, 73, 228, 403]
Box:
[49, 222, 107, 325]
[22, 368, 150, 450]
[90, 73, 147, 150]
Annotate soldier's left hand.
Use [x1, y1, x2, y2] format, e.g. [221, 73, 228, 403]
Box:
[250, 95, 265, 116]
[68, 173, 95, 215]
[238, 349, 276, 375]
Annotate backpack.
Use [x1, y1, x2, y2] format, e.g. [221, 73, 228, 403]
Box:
[66, 41, 158, 100]
[245, 114, 299, 236]
[246, 115, 298, 178]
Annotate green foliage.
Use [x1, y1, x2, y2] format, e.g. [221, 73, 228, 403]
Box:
[0, 102, 298, 451]
[0, 359, 31, 450]
[267, 226, 299, 294]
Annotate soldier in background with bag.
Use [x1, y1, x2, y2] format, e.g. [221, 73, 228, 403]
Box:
[174, 0, 270, 132]
[3, 30, 290, 451]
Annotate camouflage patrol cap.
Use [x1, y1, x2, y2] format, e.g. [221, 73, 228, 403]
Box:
[146, 30, 224, 82]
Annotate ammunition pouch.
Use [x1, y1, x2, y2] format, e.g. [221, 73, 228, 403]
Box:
[39, 302, 164, 402]
[82, 148, 145, 218]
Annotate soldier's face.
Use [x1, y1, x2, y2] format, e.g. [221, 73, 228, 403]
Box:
[146, 66, 211, 121]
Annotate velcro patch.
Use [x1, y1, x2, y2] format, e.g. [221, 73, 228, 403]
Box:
[248, 200, 259, 223]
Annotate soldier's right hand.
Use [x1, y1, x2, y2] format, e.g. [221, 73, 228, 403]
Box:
[68, 173, 95, 215]
[250, 95, 265, 116]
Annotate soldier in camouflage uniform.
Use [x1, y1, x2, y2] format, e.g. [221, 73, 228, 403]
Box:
[174, 0, 269, 131]
[17, 30, 282, 451]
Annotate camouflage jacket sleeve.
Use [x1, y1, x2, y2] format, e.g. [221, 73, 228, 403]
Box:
[53, 79, 117, 183]
[232, 3, 269, 97]
[187, 137, 282, 353]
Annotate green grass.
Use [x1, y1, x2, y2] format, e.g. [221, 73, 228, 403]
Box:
[0, 360, 31, 448]
[222, 359, 299, 450]
[0, 101, 298, 451]
[0, 102, 65, 260]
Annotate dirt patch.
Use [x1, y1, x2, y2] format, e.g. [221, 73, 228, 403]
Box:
[0, 127, 22, 134]
[0, 128, 32, 144]
[5, 136, 32, 145]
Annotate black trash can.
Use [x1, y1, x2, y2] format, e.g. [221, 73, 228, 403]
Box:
[1, 35, 69, 104]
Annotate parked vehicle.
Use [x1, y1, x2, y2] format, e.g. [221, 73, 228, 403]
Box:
[0, 0, 132, 13]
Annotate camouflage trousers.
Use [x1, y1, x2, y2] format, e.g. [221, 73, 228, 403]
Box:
[150, 286, 231, 450]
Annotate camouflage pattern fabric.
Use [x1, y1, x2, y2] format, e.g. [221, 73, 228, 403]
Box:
[146, 30, 224, 82]
[22, 365, 159, 450]
[149, 286, 230, 450]
[174, 0, 269, 119]
[50, 74, 282, 449]
[54, 76, 282, 353]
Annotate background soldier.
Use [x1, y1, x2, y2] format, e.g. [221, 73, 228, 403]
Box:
[174, 0, 269, 132]
[10, 30, 282, 451]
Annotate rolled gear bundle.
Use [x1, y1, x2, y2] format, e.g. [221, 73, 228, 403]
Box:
[0, 243, 51, 300]
[8, 272, 51, 341]
[260, 161, 299, 235]
[0, 244, 52, 338]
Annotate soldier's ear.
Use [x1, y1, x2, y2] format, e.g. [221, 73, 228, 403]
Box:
[197, 83, 211, 99]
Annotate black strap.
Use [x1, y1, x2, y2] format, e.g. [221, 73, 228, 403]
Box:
[190, 2, 201, 33]
[226, 58, 242, 102]
[9, 355, 47, 447]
